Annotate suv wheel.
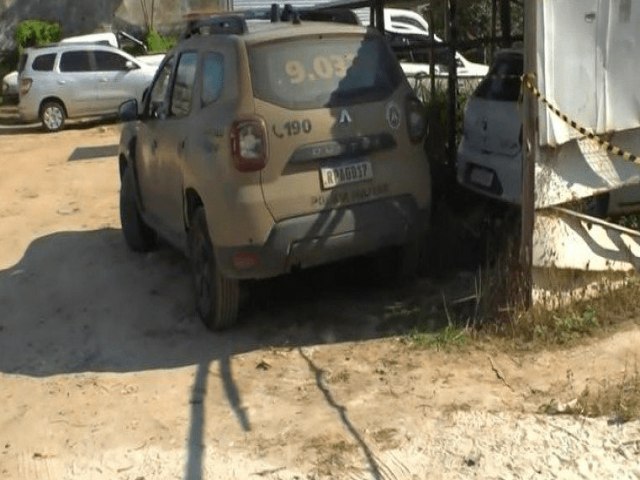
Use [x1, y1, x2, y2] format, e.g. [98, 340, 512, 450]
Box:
[40, 100, 66, 132]
[188, 208, 240, 330]
[120, 166, 157, 252]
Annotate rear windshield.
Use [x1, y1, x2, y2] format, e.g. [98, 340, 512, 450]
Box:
[248, 34, 403, 110]
[473, 53, 523, 101]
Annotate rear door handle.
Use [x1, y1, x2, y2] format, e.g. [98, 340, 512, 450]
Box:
[57, 80, 66, 85]
[99, 78, 109, 83]
[151, 139, 158, 154]
[178, 139, 186, 154]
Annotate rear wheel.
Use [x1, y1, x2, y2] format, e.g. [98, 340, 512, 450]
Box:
[120, 166, 157, 252]
[188, 208, 240, 330]
[40, 100, 66, 132]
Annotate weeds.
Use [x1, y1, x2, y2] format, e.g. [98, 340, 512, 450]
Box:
[577, 363, 640, 422]
[408, 324, 469, 350]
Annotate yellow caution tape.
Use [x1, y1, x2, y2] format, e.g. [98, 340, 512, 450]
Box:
[523, 73, 638, 163]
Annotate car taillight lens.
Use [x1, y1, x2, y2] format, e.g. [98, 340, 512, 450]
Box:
[19, 78, 32, 96]
[406, 96, 426, 143]
[230, 118, 268, 172]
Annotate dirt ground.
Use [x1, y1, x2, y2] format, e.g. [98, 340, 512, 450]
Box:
[0, 115, 639, 479]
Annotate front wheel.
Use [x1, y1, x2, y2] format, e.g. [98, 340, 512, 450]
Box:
[40, 100, 66, 132]
[188, 208, 240, 330]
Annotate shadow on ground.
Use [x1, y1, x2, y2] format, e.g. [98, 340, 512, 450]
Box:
[0, 228, 481, 480]
[0, 228, 470, 378]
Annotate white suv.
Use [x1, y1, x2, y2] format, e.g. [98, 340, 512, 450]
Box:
[18, 43, 157, 131]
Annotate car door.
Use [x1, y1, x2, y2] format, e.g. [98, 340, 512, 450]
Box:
[135, 52, 199, 244]
[135, 55, 177, 235]
[57, 50, 101, 117]
[154, 50, 199, 237]
[94, 49, 147, 113]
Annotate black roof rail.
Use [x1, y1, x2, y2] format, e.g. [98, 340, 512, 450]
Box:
[297, 8, 360, 25]
[181, 14, 248, 39]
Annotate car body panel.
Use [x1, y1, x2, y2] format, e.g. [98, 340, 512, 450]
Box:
[121, 20, 431, 280]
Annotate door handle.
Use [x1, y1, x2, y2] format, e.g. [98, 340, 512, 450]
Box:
[99, 78, 109, 83]
[57, 80, 66, 85]
[178, 139, 186, 154]
[151, 139, 158, 154]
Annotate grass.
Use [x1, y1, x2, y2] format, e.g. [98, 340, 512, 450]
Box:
[577, 364, 640, 423]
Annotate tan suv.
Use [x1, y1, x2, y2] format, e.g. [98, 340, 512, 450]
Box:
[118, 10, 431, 330]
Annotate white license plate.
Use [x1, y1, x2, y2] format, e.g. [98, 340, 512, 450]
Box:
[320, 160, 373, 189]
[470, 167, 494, 187]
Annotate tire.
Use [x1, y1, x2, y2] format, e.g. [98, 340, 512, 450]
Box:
[188, 207, 240, 330]
[119, 166, 156, 252]
[40, 100, 66, 132]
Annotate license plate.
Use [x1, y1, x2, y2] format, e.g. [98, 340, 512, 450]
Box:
[470, 167, 494, 188]
[320, 160, 373, 189]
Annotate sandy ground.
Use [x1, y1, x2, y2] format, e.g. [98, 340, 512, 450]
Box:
[0, 118, 639, 479]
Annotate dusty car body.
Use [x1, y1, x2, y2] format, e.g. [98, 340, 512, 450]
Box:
[118, 12, 432, 329]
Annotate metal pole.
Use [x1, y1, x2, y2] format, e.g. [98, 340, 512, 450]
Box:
[500, 0, 512, 47]
[374, 0, 385, 33]
[428, 8, 436, 101]
[447, 0, 458, 168]
[520, 0, 536, 308]
[490, 0, 497, 62]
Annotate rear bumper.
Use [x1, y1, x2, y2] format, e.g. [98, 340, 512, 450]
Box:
[456, 143, 522, 205]
[215, 195, 429, 279]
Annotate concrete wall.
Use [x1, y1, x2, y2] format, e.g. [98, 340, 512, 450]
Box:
[0, 0, 226, 50]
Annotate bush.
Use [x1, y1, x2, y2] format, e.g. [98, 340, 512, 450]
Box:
[15, 20, 62, 50]
[145, 29, 176, 53]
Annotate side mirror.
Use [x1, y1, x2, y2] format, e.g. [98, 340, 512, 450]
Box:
[119, 99, 139, 122]
[125, 60, 139, 70]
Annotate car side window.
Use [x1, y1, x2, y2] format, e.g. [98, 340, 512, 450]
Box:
[32, 53, 56, 71]
[147, 56, 175, 119]
[95, 51, 131, 71]
[59, 51, 93, 72]
[170, 52, 198, 117]
[201, 52, 224, 106]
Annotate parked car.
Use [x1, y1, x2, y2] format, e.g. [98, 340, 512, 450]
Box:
[118, 12, 431, 330]
[2, 70, 18, 103]
[457, 49, 640, 217]
[4, 31, 159, 109]
[356, 8, 489, 79]
[18, 43, 157, 131]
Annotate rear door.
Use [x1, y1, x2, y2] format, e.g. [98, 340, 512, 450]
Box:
[249, 33, 425, 221]
[57, 50, 101, 116]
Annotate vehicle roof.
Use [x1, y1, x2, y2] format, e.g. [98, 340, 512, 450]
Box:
[180, 19, 369, 47]
[24, 43, 126, 54]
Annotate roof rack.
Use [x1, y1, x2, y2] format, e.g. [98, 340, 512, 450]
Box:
[181, 15, 248, 39]
[180, 3, 360, 39]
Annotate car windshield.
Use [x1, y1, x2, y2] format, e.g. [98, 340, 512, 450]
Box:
[473, 52, 523, 101]
[248, 34, 403, 110]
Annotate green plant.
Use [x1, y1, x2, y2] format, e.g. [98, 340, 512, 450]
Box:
[145, 29, 176, 53]
[409, 324, 469, 350]
[14, 20, 62, 50]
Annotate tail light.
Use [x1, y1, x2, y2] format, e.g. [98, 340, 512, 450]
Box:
[406, 96, 427, 143]
[19, 78, 33, 96]
[230, 117, 268, 172]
